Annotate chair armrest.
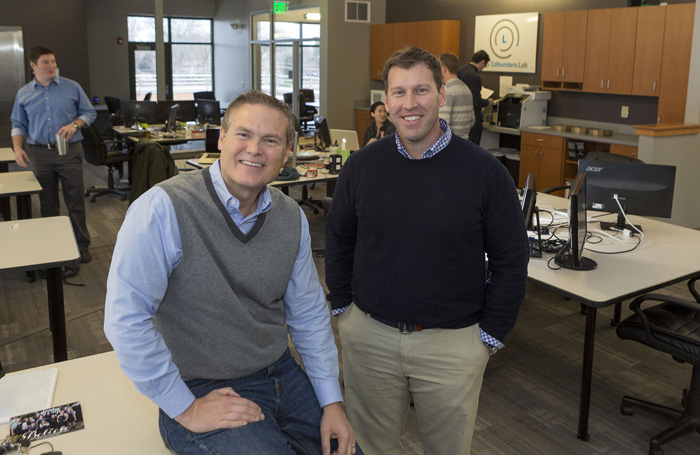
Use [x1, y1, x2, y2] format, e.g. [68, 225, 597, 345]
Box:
[689, 275, 700, 303]
[628, 293, 700, 348]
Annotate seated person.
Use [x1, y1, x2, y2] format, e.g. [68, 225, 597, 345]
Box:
[362, 101, 396, 147]
[105, 91, 359, 455]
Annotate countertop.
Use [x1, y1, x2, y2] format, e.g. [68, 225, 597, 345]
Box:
[518, 125, 639, 147]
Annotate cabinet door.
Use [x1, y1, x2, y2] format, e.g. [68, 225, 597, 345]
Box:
[606, 7, 637, 95]
[539, 147, 565, 192]
[542, 12, 565, 82]
[658, 3, 695, 124]
[355, 109, 373, 145]
[370, 24, 395, 80]
[519, 144, 541, 188]
[562, 10, 588, 83]
[583, 9, 611, 93]
[632, 5, 665, 97]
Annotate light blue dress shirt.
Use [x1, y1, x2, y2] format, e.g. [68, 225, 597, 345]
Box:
[11, 75, 96, 145]
[104, 161, 342, 418]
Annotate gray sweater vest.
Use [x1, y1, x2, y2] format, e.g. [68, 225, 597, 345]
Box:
[155, 169, 301, 381]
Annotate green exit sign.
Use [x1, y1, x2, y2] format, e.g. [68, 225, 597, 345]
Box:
[273, 2, 289, 13]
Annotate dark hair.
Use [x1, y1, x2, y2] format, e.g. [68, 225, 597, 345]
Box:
[222, 90, 297, 146]
[382, 46, 443, 93]
[29, 46, 54, 64]
[470, 50, 490, 65]
[438, 52, 460, 74]
[369, 101, 385, 114]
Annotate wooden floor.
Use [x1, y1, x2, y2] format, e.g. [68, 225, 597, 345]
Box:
[1, 161, 698, 454]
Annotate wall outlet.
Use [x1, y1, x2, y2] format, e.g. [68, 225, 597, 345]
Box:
[621, 106, 629, 118]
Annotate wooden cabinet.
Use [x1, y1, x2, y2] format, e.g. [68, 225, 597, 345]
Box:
[583, 8, 637, 94]
[369, 20, 460, 80]
[632, 5, 666, 96]
[355, 108, 372, 145]
[541, 10, 588, 90]
[519, 132, 565, 192]
[657, 3, 695, 124]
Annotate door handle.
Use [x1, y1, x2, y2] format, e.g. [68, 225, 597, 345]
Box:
[653, 81, 657, 92]
[556, 68, 560, 78]
[601, 79, 604, 89]
[607, 79, 610, 89]
[562, 68, 565, 78]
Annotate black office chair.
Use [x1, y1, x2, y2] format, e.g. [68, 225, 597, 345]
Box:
[299, 89, 317, 131]
[616, 277, 700, 455]
[193, 91, 215, 100]
[82, 124, 130, 202]
[143, 92, 152, 101]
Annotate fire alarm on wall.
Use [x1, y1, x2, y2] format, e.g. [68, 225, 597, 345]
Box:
[117, 37, 124, 45]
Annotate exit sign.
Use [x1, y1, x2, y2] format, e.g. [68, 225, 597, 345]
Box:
[273, 2, 289, 13]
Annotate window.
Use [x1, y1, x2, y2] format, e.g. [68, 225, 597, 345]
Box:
[251, 7, 321, 107]
[127, 16, 213, 101]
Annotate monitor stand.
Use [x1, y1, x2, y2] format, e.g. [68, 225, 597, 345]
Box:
[529, 207, 543, 258]
[599, 210, 643, 234]
[555, 252, 597, 271]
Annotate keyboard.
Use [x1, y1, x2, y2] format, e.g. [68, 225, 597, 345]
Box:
[198, 153, 221, 164]
[296, 152, 320, 161]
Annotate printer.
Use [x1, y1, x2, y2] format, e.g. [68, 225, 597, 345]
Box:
[496, 87, 551, 130]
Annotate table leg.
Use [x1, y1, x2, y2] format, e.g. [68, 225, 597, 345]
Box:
[578, 306, 597, 441]
[0, 161, 9, 220]
[326, 180, 336, 197]
[17, 195, 37, 282]
[610, 301, 621, 326]
[46, 266, 68, 362]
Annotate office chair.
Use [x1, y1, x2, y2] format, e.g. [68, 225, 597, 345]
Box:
[616, 277, 700, 455]
[81, 124, 130, 202]
[299, 89, 317, 131]
[193, 91, 215, 100]
[143, 92, 152, 101]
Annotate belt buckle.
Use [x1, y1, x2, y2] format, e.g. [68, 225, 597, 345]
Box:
[401, 323, 423, 334]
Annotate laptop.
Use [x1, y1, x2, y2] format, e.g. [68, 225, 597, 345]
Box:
[330, 129, 361, 151]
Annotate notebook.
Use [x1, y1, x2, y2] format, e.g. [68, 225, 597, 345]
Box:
[330, 129, 361, 151]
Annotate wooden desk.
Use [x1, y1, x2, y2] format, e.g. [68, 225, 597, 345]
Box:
[531, 193, 700, 441]
[0, 351, 169, 455]
[0, 217, 79, 361]
[0, 171, 42, 220]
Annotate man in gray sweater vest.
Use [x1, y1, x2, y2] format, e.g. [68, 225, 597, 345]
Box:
[105, 91, 358, 455]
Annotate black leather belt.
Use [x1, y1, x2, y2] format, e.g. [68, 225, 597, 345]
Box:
[368, 313, 424, 333]
[31, 143, 57, 149]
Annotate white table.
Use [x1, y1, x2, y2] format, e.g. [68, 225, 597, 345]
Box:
[0, 351, 170, 454]
[0, 147, 16, 220]
[0, 171, 42, 220]
[531, 193, 700, 441]
[0, 217, 79, 361]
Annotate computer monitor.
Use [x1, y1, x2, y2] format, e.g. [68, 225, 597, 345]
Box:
[196, 99, 221, 125]
[164, 104, 179, 133]
[205, 127, 220, 153]
[120, 100, 159, 124]
[521, 173, 537, 230]
[578, 159, 676, 232]
[314, 115, 331, 150]
[555, 173, 597, 271]
[157, 100, 196, 123]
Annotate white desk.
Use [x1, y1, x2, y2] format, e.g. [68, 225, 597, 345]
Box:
[0, 171, 42, 220]
[0, 217, 79, 361]
[531, 193, 700, 441]
[0, 352, 169, 455]
[0, 148, 16, 220]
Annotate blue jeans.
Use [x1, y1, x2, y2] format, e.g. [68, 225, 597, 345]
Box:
[158, 349, 361, 455]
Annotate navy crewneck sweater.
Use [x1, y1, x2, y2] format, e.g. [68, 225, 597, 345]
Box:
[325, 134, 529, 341]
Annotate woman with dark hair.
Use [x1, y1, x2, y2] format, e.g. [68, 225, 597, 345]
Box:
[362, 101, 396, 147]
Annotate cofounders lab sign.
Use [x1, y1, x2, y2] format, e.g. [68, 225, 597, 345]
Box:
[475, 12, 538, 73]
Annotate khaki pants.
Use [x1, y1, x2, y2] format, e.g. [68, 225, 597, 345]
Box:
[338, 304, 489, 455]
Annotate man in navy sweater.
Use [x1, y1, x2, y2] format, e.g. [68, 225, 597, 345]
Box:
[325, 46, 529, 454]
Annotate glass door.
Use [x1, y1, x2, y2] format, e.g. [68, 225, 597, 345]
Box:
[129, 43, 159, 101]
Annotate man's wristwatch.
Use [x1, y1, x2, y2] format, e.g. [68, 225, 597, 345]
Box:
[72, 122, 79, 130]
[483, 342, 499, 356]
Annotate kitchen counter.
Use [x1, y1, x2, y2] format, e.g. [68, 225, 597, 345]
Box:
[519, 125, 638, 147]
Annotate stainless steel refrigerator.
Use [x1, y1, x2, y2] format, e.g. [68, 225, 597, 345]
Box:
[0, 27, 26, 148]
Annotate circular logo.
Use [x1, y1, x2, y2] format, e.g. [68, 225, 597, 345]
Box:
[489, 19, 520, 59]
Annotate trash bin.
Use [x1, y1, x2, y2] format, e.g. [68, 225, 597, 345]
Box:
[504, 149, 520, 183]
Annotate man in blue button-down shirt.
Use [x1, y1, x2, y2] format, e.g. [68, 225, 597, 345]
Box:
[10, 46, 96, 264]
